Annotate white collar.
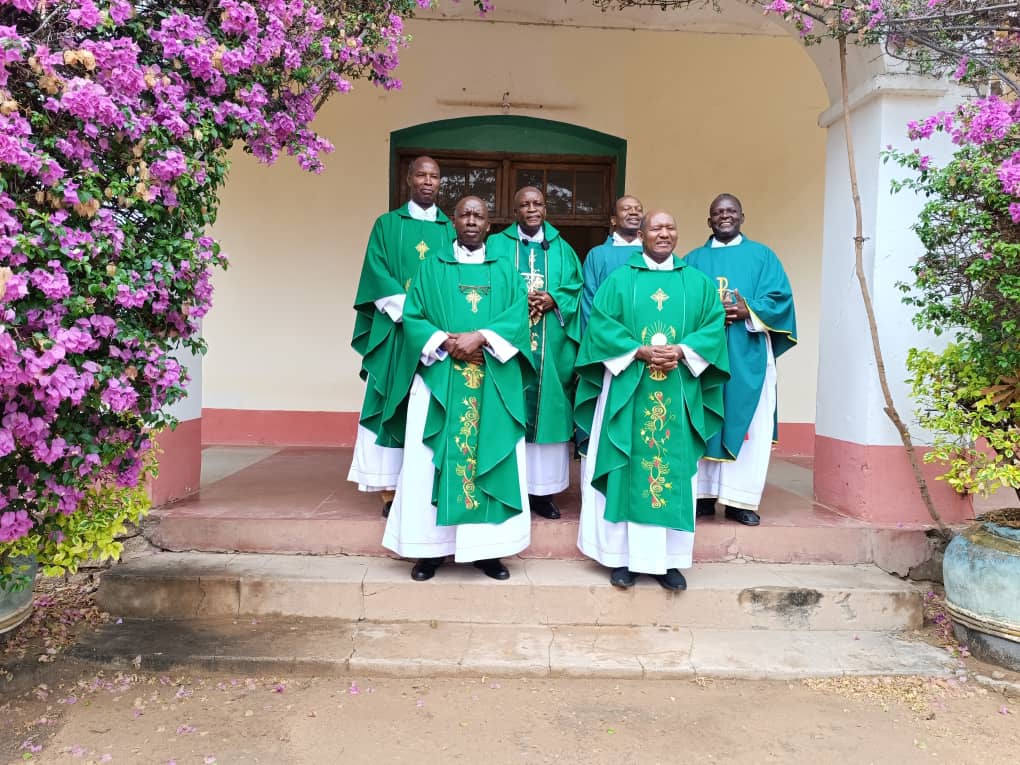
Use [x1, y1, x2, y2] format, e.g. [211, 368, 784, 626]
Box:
[454, 241, 486, 264]
[517, 225, 544, 244]
[710, 234, 743, 248]
[408, 199, 438, 222]
[612, 231, 639, 246]
[642, 253, 674, 271]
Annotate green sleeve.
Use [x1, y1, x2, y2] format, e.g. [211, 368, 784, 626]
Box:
[745, 247, 798, 358]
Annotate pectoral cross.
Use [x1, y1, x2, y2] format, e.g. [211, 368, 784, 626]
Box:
[520, 249, 545, 293]
[650, 288, 669, 312]
[415, 240, 429, 260]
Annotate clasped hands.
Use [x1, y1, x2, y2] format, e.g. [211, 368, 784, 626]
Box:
[724, 288, 750, 327]
[442, 331, 487, 365]
[636, 344, 685, 375]
[528, 290, 556, 324]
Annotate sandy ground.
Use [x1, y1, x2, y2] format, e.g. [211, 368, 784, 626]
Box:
[1, 667, 1018, 765]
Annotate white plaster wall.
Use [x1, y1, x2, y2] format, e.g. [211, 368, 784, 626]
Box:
[203, 21, 829, 422]
[815, 85, 964, 445]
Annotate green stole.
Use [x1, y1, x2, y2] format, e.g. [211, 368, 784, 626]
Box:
[683, 236, 797, 459]
[487, 223, 582, 444]
[401, 246, 534, 526]
[351, 204, 455, 447]
[575, 253, 729, 531]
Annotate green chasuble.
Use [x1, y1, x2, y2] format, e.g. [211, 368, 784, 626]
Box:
[400, 247, 535, 526]
[575, 253, 729, 532]
[351, 204, 455, 447]
[487, 223, 582, 443]
[683, 236, 797, 460]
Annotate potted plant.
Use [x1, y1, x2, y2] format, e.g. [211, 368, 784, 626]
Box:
[890, 97, 1020, 670]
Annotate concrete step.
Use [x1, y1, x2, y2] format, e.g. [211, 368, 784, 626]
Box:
[69, 616, 957, 680]
[97, 553, 924, 632]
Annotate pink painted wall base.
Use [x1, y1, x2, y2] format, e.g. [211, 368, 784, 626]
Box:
[148, 417, 202, 506]
[814, 435, 973, 525]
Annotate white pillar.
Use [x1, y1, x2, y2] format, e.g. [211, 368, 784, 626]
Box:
[812, 73, 972, 524]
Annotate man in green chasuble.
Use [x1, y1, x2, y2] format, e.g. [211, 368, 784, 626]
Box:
[576, 211, 729, 590]
[348, 157, 455, 517]
[487, 187, 583, 521]
[684, 194, 798, 527]
[382, 197, 534, 582]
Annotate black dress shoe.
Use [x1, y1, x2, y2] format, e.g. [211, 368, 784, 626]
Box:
[610, 567, 637, 588]
[724, 506, 760, 526]
[529, 494, 561, 520]
[473, 558, 510, 580]
[382, 500, 393, 518]
[411, 557, 444, 581]
[654, 568, 688, 591]
[696, 498, 716, 518]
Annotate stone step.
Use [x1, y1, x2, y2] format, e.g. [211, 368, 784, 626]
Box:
[69, 616, 956, 680]
[97, 553, 924, 632]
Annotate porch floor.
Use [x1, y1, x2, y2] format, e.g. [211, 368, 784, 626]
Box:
[147, 447, 946, 574]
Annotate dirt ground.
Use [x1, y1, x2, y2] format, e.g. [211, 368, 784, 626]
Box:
[2, 575, 1019, 765]
[1, 668, 1018, 765]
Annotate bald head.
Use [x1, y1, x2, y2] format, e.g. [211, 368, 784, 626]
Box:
[453, 195, 490, 250]
[639, 209, 678, 263]
[407, 156, 440, 208]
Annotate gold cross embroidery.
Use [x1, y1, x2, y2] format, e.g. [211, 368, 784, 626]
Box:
[465, 289, 483, 313]
[520, 249, 545, 293]
[415, 240, 429, 260]
[651, 288, 669, 311]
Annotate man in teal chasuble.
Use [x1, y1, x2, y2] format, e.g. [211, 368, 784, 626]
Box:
[348, 157, 455, 517]
[684, 194, 798, 528]
[580, 195, 644, 330]
[382, 197, 534, 583]
[576, 211, 729, 590]
[487, 187, 582, 521]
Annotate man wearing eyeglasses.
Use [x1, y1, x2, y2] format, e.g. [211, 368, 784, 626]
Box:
[487, 187, 583, 522]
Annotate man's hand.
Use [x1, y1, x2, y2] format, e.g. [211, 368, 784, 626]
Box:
[449, 330, 487, 361]
[528, 291, 556, 322]
[636, 344, 683, 374]
[724, 289, 750, 327]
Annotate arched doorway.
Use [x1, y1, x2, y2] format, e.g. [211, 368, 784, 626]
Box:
[390, 116, 627, 256]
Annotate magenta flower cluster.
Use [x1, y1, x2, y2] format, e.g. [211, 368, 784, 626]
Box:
[0, 0, 442, 548]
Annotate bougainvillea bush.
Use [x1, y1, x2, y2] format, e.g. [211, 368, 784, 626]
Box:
[0, 0, 456, 590]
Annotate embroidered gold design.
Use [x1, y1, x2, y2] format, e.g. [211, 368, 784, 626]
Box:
[455, 361, 484, 390]
[465, 289, 483, 313]
[520, 249, 546, 293]
[415, 240, 429, 260]
[454, 396, 481, 511]
[639, 391, 676, 509]
[716, 276, 734, 305]
[404, 278, 411, 291]
[640, 323, 677, 381]
[650, 288, 669, 311]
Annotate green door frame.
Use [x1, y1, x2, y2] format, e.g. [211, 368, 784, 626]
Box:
[390, 115, 627, 200]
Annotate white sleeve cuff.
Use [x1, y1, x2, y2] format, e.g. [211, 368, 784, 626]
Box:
[679, 344, 709, 378]
[421, 331, 449, 366]
[374, 293, 407, 323]
[745, 307, 766, 333]
[604, 349, 638, 377]
[479, 330, 519, 363]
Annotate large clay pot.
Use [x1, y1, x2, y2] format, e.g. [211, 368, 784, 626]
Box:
[943, 510, 1020, 671]
[0, 556, 37, 637]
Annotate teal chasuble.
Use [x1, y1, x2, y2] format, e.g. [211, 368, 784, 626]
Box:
[581, 235, 642, 330]
[575, 253, 729, 531]
[487, 223, 582, 444]
[401, 247, 534, 526]
[351, 204, 455, 447]
[683, 236, 797, 460]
